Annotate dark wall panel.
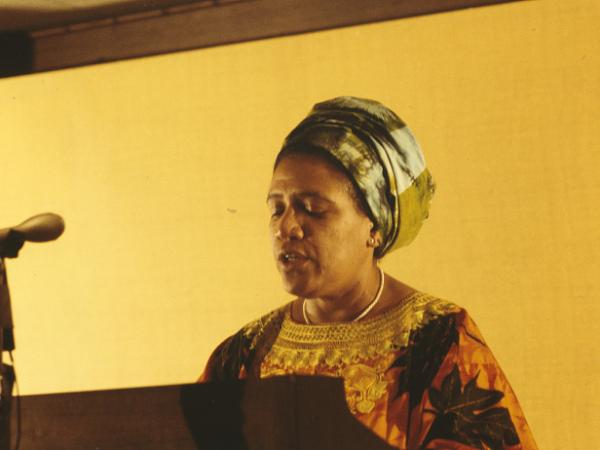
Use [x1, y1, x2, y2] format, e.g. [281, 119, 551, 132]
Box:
[7, 0, 522, 77]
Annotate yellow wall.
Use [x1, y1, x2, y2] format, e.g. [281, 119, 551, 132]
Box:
[1, 0, 598, 447]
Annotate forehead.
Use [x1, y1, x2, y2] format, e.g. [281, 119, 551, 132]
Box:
[269, 153, 353, 199]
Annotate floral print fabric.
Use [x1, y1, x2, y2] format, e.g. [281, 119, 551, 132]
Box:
[200, 293, 537, 450]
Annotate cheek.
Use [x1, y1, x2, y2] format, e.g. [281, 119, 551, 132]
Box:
[313, 223, 366, 267]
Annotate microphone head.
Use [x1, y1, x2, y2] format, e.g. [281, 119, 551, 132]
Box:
[15, 213, 65, 242]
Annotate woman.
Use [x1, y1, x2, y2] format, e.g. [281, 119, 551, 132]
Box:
[200, 97, 537, 449]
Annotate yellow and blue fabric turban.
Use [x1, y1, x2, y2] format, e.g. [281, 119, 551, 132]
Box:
[279, 96, 435, 257]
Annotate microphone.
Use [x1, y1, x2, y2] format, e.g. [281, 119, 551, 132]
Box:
[0, 213, 64, 351]
[0, 213, 65, 258]
[1, 213, 65, 242]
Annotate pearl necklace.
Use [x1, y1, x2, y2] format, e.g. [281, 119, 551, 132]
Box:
[302, 267, 385, 325]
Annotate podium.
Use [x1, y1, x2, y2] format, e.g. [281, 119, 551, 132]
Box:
[7, 376, 396, 449]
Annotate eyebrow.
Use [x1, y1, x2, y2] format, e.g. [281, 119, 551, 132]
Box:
[266, 191, 335, 204]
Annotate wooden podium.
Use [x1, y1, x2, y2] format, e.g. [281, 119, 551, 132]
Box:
[7, 376, 395, 450]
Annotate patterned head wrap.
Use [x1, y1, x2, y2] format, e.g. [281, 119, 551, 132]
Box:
[277, 96, 435, 257]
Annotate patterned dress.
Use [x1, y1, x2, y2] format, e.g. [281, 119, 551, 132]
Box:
[199, 292, 537, 450]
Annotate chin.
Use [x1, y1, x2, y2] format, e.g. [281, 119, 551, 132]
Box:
[280, 273, 318, 299]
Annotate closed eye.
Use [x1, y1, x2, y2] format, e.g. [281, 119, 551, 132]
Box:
[302, 203, 326, 217]
[270, 205, 284, 217]
[267, 198, 286, 217]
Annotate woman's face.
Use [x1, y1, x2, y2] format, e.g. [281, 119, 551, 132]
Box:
[268, 153, 377, 299]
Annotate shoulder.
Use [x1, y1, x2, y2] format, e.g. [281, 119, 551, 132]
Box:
[400, 291, 464, 335]
[367, 290, 466, 356]
[199, 303, 289, 381]
[238, 303, 290, 349]
[394, 291, 496, 360]
[405, 292, 490, 346]
[400, 293, 501, 376]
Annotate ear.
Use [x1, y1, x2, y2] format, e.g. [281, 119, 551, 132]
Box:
[371, 229, 383, 249]
[367, 226, 383, 249]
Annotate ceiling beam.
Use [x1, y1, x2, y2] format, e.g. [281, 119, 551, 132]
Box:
[2, 0, 522, 78]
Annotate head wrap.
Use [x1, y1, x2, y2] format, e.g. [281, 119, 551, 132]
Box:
[278, 96, 435, 257]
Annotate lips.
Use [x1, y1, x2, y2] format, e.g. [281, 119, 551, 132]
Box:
[278, 249, 309, 269]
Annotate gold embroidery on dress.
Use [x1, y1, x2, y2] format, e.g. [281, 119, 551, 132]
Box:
[342, 363, 389, 414]
[264, 293, 458, 371]
[260, 292, 459, 414]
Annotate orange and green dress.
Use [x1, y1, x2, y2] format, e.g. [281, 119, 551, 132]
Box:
[199, 292, 537, 450]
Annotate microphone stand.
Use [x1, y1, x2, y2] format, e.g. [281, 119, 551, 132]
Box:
[0, 256, 17, 450]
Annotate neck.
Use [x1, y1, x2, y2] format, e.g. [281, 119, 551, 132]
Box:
[304, 264, 383, 323]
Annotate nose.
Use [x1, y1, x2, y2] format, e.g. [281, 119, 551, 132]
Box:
[274, 208, 304, 241]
